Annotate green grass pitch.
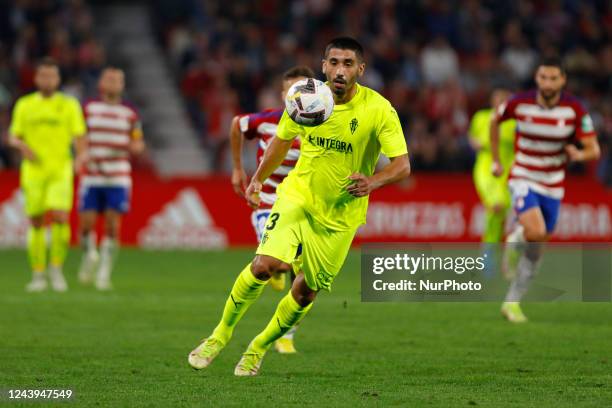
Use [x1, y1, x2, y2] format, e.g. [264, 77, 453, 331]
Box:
[0, 248, 610, 407]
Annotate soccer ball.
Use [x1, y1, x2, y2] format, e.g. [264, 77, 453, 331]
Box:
[285, 78, 334, 126]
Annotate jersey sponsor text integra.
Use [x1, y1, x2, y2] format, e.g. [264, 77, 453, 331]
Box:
[306, 134, 354, 153]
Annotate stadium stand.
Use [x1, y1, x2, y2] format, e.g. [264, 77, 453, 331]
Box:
[0, 1, 610, 185]
[150, 0, 611, 183]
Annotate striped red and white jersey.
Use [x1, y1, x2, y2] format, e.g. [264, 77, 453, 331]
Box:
[81, 99, 142, 188]
[239, 109, 300, 209]
[497, 90, 596, 199]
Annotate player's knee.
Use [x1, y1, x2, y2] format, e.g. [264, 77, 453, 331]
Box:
[291, 274, 317, 307]
[79, 212, 96, 233]
[524, 241, 544, 262]
[50, 211, 69, 224]
[30, 216, 44, 228]
[292, 291, 316, 307]
[491, 203, 507, 214]
[251, 255, 291, 280]
[104, 220, 119, 239]
[523, 226, 547, 242]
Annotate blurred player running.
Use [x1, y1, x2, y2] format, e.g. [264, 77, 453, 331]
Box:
[8, 58, 87, 292]
[189, 37, 410, 376]
[491, 57, 600, 323]
[77, 67, 145, 290]
[229, 65, 315, 353]
[468, 89, 515, 272]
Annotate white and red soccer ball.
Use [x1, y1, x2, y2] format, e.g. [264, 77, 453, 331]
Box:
[285, 78, 334, 126]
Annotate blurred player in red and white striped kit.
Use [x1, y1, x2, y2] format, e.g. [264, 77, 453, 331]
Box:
[491, 57, 600, 322]
[228, 65, 315, 353]
[78, 67, 145, 290]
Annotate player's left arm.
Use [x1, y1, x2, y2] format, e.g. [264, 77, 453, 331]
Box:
[347, 154, 410, 197]
[566, 136, 600, 162]
[347, 105, 410, 197]
[565, 108, 600, 162]
[129, 117, 145, 156]
[73, 136, 88, 172]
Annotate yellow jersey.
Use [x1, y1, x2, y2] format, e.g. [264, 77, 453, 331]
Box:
[10, 91, 86, 173]
[276, 84, 408, 231]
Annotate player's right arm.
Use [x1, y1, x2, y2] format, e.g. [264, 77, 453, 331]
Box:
[245, 136, 292, 208]
[8, 98, 38, 162]
[491, 98, 517, 177]
[229, 115, 248, 197]
[490, 115, 502, 177]
[245, 111, 295, 208]
[468, 110, 484, 152]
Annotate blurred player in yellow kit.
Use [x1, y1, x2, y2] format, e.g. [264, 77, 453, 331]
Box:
[468, 89, 515, 275]
[8, 58, 87, 292]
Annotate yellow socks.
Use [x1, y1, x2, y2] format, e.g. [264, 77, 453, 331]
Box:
[50, 223, 70, 268]
[27, 226, 46, 273]
[211, 263, 267, 344]
[248, 292, 312, 355]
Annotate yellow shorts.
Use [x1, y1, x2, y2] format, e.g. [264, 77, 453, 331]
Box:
[256, 197, 357, 291]
[474, 172, 511, 210]
[21, 161, 74, 216]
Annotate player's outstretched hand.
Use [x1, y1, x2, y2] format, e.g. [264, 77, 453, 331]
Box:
[245, 179, 262, 209]
[565, 144, 583, 162]
[346, 173, 373, 197]
[491, 161, 504, 177]
[231, 168, 248, 197]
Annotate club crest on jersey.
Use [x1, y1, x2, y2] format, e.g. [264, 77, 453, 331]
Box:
[350, 118, 358, 134]
[582, 115, 594, 132]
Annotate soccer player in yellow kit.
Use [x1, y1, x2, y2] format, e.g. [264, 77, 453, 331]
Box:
[188, 37, 410, 376]
[469, 89, 516, 272]
[8, 58, 87, 292]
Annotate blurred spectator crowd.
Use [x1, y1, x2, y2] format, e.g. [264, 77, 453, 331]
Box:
[0, 0, 106, 169]
[0, 0, 610, 186]
[154, 0, 611, 184]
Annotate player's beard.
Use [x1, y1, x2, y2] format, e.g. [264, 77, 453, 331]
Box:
[539, 89, 560, 102]
[103, 91, 122, 103]
[38, 85, 57, 96]
[40, 89, 53, 96]
[331, 77, 347, 97]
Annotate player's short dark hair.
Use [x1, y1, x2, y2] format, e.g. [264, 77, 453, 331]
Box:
[536, 56, 566, 75]
[324, 37, 364, 61]
[36, 57, 59, 70]
[282, 66, 315, 80]
[101, 66, 125, 77]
